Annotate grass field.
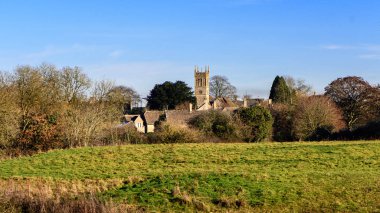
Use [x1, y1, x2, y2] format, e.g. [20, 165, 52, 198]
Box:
[1, 141, 380, 212]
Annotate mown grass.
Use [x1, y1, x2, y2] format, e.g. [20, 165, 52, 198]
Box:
[1, 141, 380, 212]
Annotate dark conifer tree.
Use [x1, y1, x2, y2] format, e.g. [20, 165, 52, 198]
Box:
[146, 81, 196, 110]
[269, 76, 291, 104]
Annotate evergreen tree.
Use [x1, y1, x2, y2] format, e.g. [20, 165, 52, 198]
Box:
[147, 81, 196, 110]
[269, 76, 291, 104]
[235, 106, 273, 142]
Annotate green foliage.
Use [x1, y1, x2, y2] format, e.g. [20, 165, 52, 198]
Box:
[189, 111, 240, 140]
[236, 106, 273, 142]
[271, 104, 294, 142]
[0, 142, 380, 212]
[147, 81, 196, 110]
[269, 76, 292, 104]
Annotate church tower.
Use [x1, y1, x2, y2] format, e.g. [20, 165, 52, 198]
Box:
[194, 65, 210, 109]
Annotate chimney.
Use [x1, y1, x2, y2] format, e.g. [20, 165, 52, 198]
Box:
[189, 103, 193, 113]
[243, 98, 248, 108]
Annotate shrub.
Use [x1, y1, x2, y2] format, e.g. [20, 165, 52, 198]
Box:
[235, 106, 273, 142]
[189, 111, 241, 140]
[332, 121, 380, 140]
[270, 104, 294, 142]
[292, 96, 345, 141]
[147, 124, 202, 144]
[12, 114, 65, 154]
[101, 125, 146, 145]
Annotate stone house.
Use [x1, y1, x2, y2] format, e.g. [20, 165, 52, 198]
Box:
[142, 111, 163, 133]
[122, 115, 145, 133]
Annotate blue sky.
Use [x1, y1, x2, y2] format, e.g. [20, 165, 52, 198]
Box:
[1, 0, 379, 98]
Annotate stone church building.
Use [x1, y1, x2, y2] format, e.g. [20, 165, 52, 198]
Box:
[194, 66, 243, 111]
[124, 66, 271, 133]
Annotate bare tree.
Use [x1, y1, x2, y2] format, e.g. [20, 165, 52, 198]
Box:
[61, 103, 116, 147]
[0, 71, 18, 148]
[60, 66, 91, 104]
[284, 76, 312, 96]
[39, 63, 64, 113]
[293, 96, 345, 140]
[15, 66, 45, 118]
[92, 80, 115, 102]
[210, 75, 237, 100]
[325, 76, 377, 130]
[107, 86, 141, 114]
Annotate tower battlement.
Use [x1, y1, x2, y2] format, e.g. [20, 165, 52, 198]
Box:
[194, 65, 210, 74]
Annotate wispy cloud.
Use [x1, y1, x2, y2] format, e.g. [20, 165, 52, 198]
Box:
[109, 50, 124, 58]
[322, 44, 380, 60]
[359, 54, 380, 60]
[321, 44, 380, 51]
[321, 45, 355, 50]
[220, 0, 282, 6]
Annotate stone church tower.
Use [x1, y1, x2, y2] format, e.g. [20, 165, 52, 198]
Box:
[194, 66, 210, 109]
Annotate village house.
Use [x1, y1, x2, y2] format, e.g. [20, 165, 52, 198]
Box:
[142, 111, 162, 133]
[122, 114, 145, 133]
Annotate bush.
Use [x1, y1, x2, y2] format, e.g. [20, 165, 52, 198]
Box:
[352, 121, 380, 139]
[147, 124, 202, 144]
[12, 114, 65, 154]
[271, 104, 294, 142]
[235, 106, 273, 142]
[101, 125, 146, 145]
[188, 111, 241, 141]
[292, 96, 345, 141]
[307, 125, 335, 141]
[332, 121, 380, 140]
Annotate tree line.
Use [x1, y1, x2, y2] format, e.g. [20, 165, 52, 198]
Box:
[145, 74, 380, 142]
[269, 75, 380, 141]
[1, 63, 380, 156]
[0, 64, 140, 155]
